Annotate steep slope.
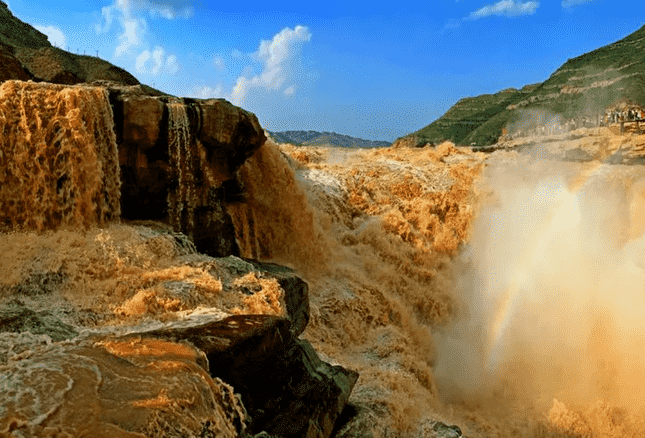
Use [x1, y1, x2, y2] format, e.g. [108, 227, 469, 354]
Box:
[0, 0, 140, 86]
[266, 130, 391, 148]
[400, 24, 645, 147]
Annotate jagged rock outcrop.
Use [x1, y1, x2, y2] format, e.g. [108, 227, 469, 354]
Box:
[129, 314, 358, 438]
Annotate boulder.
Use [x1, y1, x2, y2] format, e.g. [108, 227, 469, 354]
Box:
[201, 256, 310, 337]
[431, 422, 463, 438]
[0, 333, 248, 438]
[138, 314, 359, 438]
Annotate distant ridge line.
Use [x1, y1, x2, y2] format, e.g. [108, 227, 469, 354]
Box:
[266, 130, 391, 148]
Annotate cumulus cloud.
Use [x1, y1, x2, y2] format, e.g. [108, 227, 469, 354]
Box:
[97, 0, 192, 58]
[135, 46, 180, 75]
[115, 16, 147, 57]
[467, 0, 539, 19]
[561, 0, 593, 7]
[231, 25, 312, 106]
[35, 25, 66, 48]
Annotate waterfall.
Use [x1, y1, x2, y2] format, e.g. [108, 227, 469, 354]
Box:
[167, 102, 195, 237]
[0, 80, 120, 231]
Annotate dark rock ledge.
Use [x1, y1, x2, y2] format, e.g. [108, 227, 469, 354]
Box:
[0, 256, 357, 438]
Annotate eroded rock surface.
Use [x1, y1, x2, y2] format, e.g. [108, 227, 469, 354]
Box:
[98, 81, 266, 257]
[124, 314, 358, 438]
[0, 333, 248, 438]
[0, 224, 356, 438]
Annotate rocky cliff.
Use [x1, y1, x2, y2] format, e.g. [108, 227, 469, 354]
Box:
[0, 4, 358, 437]
[398, 24, 645, 147]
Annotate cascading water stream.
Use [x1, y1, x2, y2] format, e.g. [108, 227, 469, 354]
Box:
[167, 102, 195, 238]
[0, 80, 120, 230]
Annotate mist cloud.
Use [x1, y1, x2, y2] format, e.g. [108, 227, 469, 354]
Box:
[435, 153, 645, 413]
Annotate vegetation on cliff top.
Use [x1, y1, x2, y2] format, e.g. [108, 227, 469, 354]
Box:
[400, 24, 645, 147]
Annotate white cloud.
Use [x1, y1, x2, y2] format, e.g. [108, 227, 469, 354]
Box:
[193, 85, 223, 99]
[98, 0, 192, 58]
[165, 54, 179, 74]
[231, 25, 312, 106]
[562, 0, 593, 7]
[232, 49, 243, 59]
[468, 0, 539, 19]
[284, 86, 296, 96]
[135, 49, 150, 72]
[35, 25, 66, 48]
[115, 16, 146, 57]
[135, 46, 180, 75]
[117, 0, 194, 19]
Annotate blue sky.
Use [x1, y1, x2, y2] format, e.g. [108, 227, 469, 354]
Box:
[6, 0, 644, 141]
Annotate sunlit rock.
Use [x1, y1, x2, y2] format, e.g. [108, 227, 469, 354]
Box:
[137, 314, 358, 438]
[0, 334, 248, 437]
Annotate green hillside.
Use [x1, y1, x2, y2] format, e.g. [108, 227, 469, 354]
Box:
[400, 24, 645, 147]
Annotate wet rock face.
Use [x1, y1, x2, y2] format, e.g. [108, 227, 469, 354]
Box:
[0, 301, 78, 342]
[0, 311, 358, 438]
[0, 333, 248, 438]
[104, 82, 266, 257]
[0, 240, 356, 438]
[130, 314, 359, 438]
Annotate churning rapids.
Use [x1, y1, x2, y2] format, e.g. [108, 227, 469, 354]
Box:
[1, 80, 645, 437]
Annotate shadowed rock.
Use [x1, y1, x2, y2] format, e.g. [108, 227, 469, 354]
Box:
[102, 82, 265, 257]
[0, 300, 78, 342]
[139, 315, 358, 438]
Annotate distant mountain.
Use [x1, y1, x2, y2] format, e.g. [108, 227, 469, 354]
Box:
[399, 24, 645, 147]
[266, 130, 391, 148]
